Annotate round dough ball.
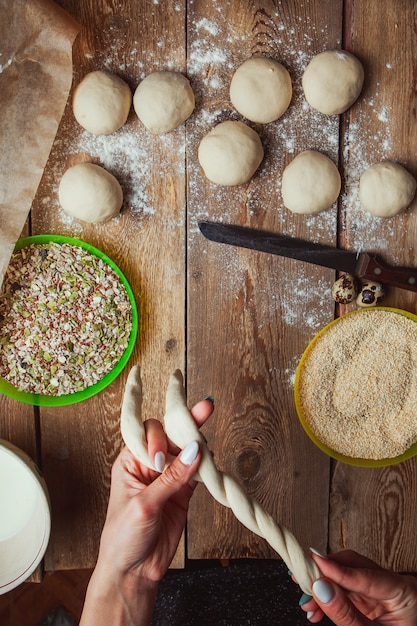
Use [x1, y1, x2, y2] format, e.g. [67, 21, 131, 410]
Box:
[198, 121, 264, 186]
[281, 150, 341, 214]
[133, 71, 195, 134]
[302, 50, 364, 115]
[58, 163, 123, 224]
[230, 57, 292, 124]
[359, 161, 417, 218]
[73, 70, 132, 135]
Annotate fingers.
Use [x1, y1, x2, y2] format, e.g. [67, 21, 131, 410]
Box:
[296, 550, 378, 624]
[144, 398, 215, 472]
[311, 551, 398, 600]
[304, 550, 414, 624]
[310, 578, 373, 626]
[112, 445, 145, 484]
[145, 419, 167, 472]
[139, 441, 201, 512]
[190, 397, 215, 427]
[324, 550, 383, 571]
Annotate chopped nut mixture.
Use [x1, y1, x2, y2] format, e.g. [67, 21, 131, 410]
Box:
[0, 242, 133, 396]
[297, 310, 417, 459]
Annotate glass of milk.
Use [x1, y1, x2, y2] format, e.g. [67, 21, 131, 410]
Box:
[0, 440, 51, 594]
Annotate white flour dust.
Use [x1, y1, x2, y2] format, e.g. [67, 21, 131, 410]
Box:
[37, 5, 402, 390]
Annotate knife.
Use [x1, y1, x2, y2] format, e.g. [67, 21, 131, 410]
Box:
[198, 221, 417, 293]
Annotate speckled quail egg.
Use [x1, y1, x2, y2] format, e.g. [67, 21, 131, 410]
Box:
[356, 281, 385, 307]
[331, 274, 359, 304]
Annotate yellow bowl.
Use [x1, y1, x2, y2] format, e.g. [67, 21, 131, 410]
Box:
[294, 307, 417, 467]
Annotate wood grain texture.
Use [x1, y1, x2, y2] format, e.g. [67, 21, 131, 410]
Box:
[329, 0, 417, 571]
[0, 569, 92, 625]
[3, 0, 417, 579]
[0, 218, 43, 582]
[29, 0, 188, 570]
[186, 0, 341, 559]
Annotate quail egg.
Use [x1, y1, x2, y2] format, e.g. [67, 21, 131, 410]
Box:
[356, 281, 385, 307]
[331, 274, 359, 304]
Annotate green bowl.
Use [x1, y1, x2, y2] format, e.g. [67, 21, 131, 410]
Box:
[294, 307, 417, 467]
[0, 235, 138, 407]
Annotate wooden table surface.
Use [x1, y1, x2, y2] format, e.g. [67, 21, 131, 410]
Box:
[2, 0, 417, 578]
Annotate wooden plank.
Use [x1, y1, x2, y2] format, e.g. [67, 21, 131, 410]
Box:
[329, 0, 417, 571]
[0, 219, 43, 583]
[5, 0, 416, 578]
[29, 0, 188, 570]
[0, 569, 92, 626]
[186, 0, 342, 560]
[0, 399, 37, 462]
[0, 223, 35, 456]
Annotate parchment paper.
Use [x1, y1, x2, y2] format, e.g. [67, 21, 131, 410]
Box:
[0, 0, 80, 286]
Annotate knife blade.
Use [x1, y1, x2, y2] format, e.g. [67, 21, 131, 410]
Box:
[198, 221, 417, 293]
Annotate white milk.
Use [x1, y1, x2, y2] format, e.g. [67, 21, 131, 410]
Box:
[0, 449, 37, 541]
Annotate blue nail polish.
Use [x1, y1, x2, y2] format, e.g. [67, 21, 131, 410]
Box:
[312, 580, 334, 604]
[154, 451, 165, 473]
[204, 395, 215, 403]
[180, 440, 199, 465]
[299, 592, 312, 606]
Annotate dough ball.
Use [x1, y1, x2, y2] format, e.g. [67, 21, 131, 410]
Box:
[359, 161, 417, 218]
[198, 121, 264, 186]
[58, 163, 123, 224]
[133, 71, 195, 134]
[230, 57, 292, 123]
[302, 50, 364, 115]
[281, 150, 341, 214]
[73, 70, 132, 135]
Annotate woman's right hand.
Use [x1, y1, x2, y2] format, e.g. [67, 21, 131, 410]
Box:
[301, 550, 417, 625]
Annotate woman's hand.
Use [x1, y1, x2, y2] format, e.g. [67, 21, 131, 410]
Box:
[300, 550, 417, 625]
[80, 397, 214, 626]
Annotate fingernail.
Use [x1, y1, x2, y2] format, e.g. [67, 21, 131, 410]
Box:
[287, 569, 292, 576]
[299, 592, 312, 606]
[154, 451, 165, 473]
[204, 395, 215, 403]
[310, 547, 328, 559]
[312, 579, 334, 604]
[180, 440, 199, 465]
[307, 611, 314, 620]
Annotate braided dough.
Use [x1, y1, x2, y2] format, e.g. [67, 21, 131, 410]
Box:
[120, 365, 320, 595]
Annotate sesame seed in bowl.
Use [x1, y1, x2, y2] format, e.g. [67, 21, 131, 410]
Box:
[0, 235, 138, 406]
[294, 307, 417, 467]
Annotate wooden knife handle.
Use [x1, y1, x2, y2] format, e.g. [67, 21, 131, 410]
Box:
[358, 253, 417, 292]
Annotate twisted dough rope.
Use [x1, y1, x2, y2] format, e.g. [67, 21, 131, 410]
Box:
[120, 365, 320, 595]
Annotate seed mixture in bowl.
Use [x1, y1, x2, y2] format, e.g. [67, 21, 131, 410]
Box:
[0, 242, 133, 396]
[296, 309, 417, 461]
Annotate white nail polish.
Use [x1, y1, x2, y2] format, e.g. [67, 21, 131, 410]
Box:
[180, 440, 199, 465]
[310, 547, 328, 559]
[312, 579, 334, 604]
[154, 451, 165, 473]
